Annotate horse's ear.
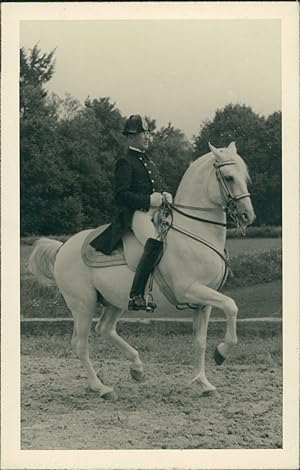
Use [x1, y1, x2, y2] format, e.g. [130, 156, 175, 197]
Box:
[227, 142, 237, 153]
[208, 142, 222, 159]
[208, 142, 217, 154]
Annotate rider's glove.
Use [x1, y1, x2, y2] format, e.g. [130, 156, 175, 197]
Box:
[150, 192, 164, 207]
[162, 192, 173, 204]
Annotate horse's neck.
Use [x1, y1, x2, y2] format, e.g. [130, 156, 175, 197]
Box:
[173, 155, 226, 251]
[171, 211, 227, 254]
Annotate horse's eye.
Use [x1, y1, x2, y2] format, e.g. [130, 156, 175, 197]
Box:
[225, 175, 234, 182]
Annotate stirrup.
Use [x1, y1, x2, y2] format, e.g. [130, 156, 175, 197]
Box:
[145, 292, 157, 312]
[128, 295, 157, 312]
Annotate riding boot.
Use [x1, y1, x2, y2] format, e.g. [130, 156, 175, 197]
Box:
[128, 238, 163, 312]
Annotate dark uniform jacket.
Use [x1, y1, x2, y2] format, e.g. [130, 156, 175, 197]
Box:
[90, 147, 166, 255]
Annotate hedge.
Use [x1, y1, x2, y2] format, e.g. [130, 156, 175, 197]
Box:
[225, 248, 282, 289]
[227, 225, 281, 238]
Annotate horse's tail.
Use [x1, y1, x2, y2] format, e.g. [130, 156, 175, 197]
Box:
[28, 238, 63, 286]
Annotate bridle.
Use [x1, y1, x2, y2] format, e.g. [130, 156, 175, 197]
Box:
[214, 160, 250, 206]
[166, 159, 250, 230]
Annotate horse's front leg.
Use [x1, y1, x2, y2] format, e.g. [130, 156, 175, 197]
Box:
[189, 305, 216, 394]
[184, 282, 238, 364]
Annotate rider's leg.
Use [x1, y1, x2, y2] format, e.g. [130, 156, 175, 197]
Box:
[128, 210, 163, 311]
[131, 210, 157, 245]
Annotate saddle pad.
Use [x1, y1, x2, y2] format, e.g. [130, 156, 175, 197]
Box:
[81, 224, 144, 271]
[81, 225, 127, 268]
[81, 225, 179, 305]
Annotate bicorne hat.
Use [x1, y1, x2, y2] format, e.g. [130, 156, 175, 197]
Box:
[122, 114, 149, 135]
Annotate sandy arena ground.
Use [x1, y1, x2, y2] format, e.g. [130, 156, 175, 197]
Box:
[21, 328, 282, 450]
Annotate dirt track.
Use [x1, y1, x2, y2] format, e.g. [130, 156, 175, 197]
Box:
[21, 331, 282, 450]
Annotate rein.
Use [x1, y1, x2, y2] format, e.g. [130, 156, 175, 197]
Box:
[157, 202, 229, 268]
[153, 157, 250, 309]
[170, 204, 226, 227]
[174, 203, 221, 212]
[155, 201, 230, 310]
[161, 216, 230, 310]
[170, 223, 228, 264]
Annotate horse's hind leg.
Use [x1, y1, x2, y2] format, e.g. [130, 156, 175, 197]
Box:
[65, 291, 115, 397]
[96, 305, 144, 381]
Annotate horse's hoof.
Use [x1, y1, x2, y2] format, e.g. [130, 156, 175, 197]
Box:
[89, 382, 115, 397]
[102, 390, 118, 401]
[202, 385, 217, 396]
[130, 366, 144, 382]
[214, 346, 225, 366]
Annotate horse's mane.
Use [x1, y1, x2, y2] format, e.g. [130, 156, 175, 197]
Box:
[190, 150, 251, 183]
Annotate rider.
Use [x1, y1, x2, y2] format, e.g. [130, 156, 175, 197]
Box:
[90, 114, 173, 311]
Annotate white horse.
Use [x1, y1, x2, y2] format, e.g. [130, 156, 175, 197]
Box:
[29, 142, 255, 398]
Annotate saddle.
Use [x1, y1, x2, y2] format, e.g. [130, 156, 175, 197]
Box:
[82, 224, 142, 270]
[81, 224, 178, 305]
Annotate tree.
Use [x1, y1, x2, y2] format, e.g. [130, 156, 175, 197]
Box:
[21, 46, 281, 235]
[20, 46, 127, 235]
[149, 123, 193, 194]
[251, 111, 281, 225]
[84, 97, 125, 147]
[20, 46, 56, 119]
[50, 92, 83, 121]
[55, 97, 127, 227]
[193, 104, 282, 225]
[20, 46, 83, 234]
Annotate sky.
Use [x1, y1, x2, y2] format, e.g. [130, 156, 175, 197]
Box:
[20, 19, 281, 140]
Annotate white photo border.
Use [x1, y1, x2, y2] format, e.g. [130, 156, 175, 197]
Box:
[1, 2, 299, 469]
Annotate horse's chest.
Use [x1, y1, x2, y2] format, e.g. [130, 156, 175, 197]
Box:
[160, 244, 225, 298]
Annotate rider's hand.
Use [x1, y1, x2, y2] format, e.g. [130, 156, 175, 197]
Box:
[162, 192, 173, 204]
[150, 192, 164, 207]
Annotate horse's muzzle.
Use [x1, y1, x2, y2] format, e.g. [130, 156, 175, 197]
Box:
[240, 210, 256, 226]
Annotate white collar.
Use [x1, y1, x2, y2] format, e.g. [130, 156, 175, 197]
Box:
[129, 146, 144, 154]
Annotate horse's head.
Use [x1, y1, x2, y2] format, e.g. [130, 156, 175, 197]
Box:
[207, 142, 255, 228]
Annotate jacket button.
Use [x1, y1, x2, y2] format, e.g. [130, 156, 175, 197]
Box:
[151, 179, 155, 183]
[148, 170, 152, 174]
